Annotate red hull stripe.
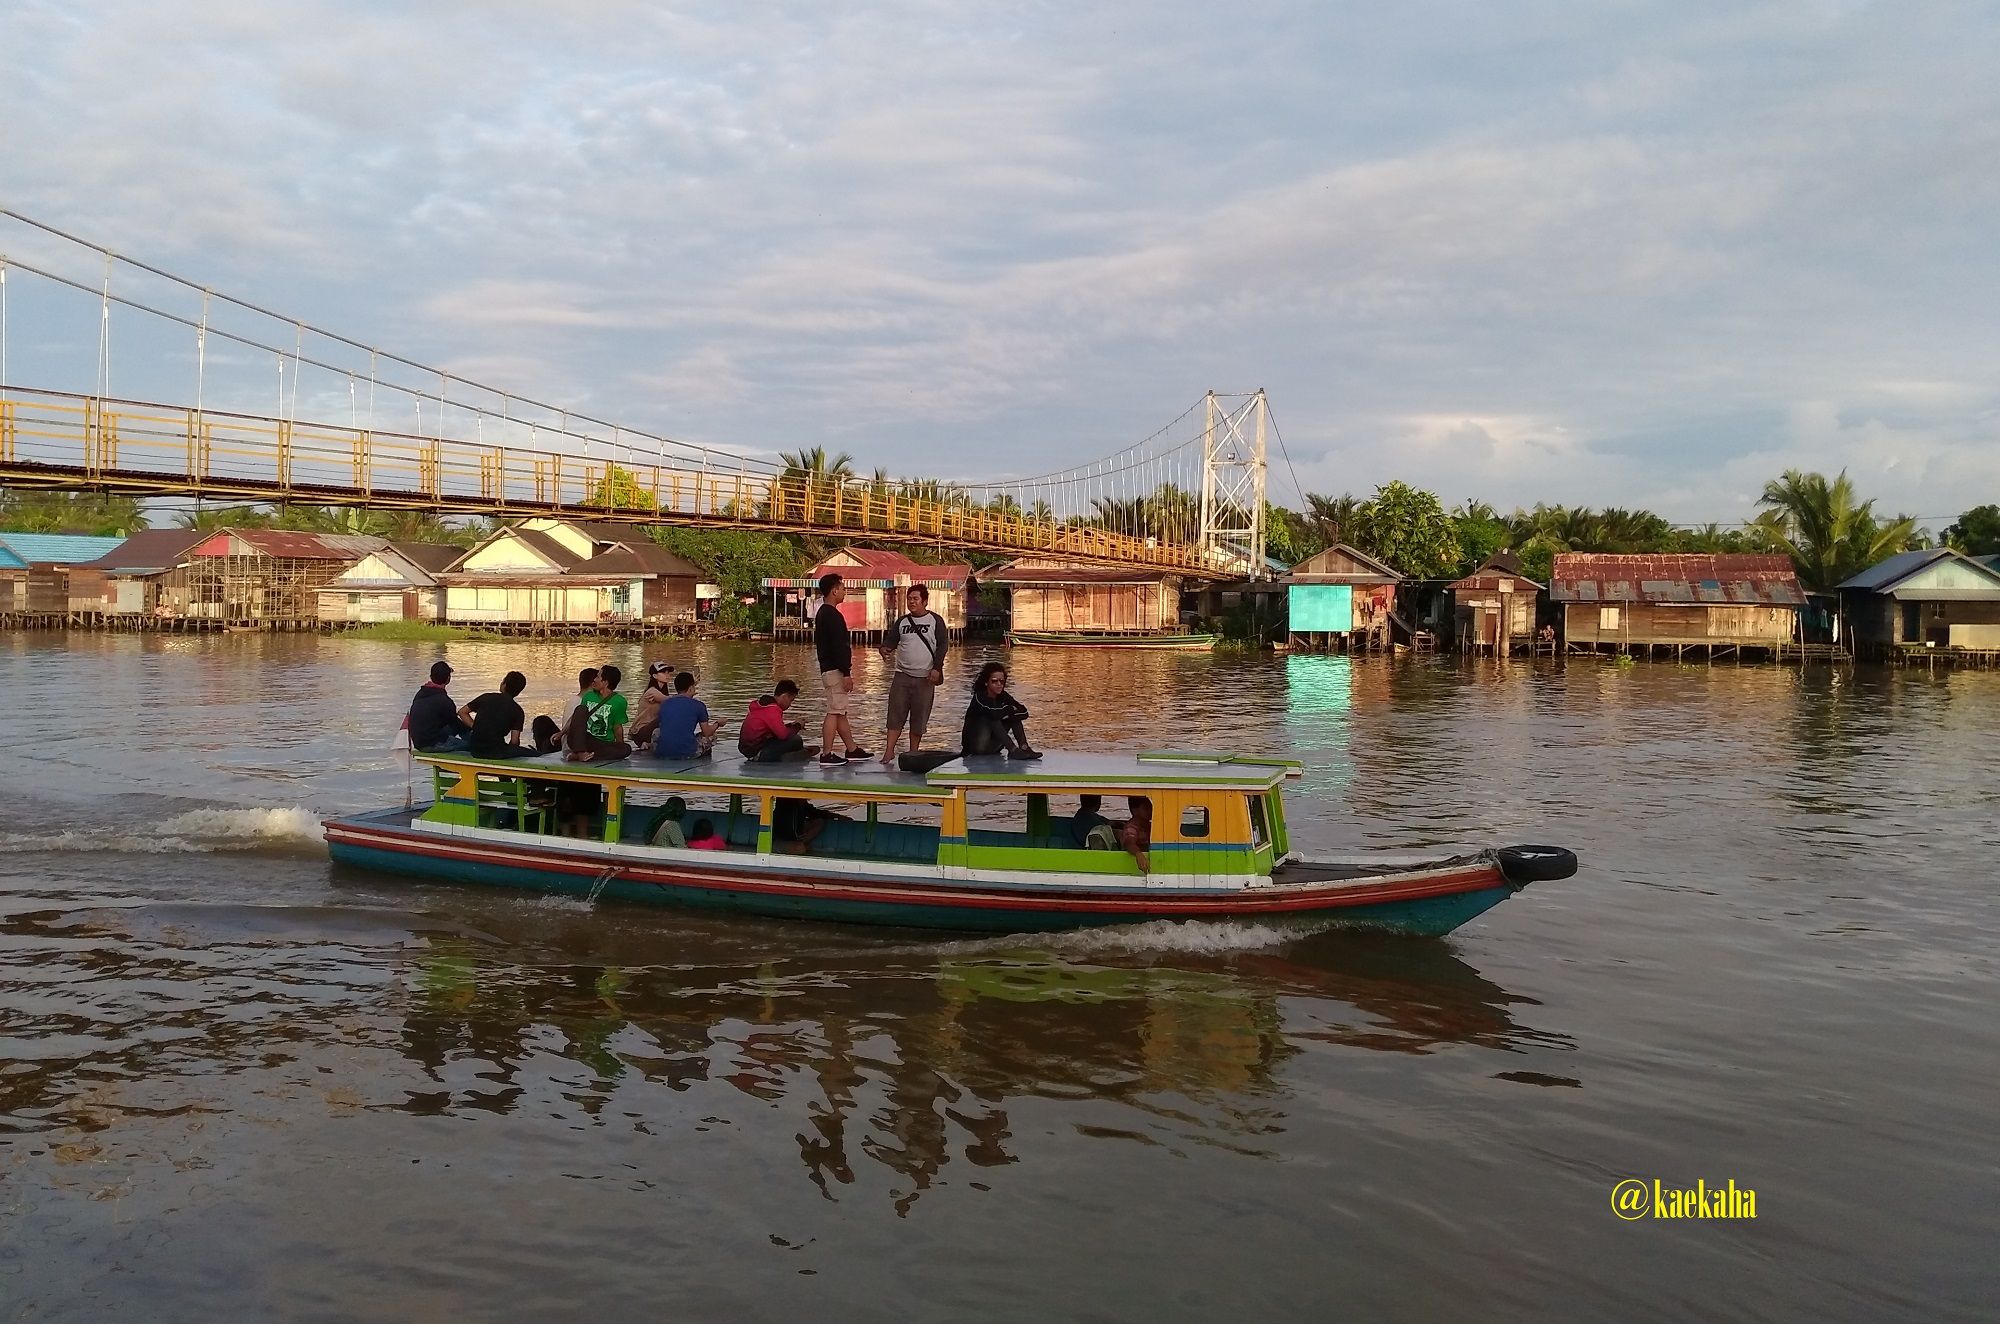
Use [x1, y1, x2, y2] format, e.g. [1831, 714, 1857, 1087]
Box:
[325, 822, 1506, 916]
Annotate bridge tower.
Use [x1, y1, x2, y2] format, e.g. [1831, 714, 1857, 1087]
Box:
[1197, 389, 1269, 579]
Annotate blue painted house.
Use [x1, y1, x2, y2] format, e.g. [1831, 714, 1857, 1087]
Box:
[0, 532, 126, 615]
[0, 532, 125, 570]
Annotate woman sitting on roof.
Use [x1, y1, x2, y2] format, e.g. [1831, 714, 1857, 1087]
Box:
[960, 662, 1041, 761]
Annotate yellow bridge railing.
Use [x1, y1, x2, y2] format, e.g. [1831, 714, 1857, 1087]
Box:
[0, 388, 1214, 575]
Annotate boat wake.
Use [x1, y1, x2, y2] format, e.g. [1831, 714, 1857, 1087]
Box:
[0, 806, 324, 856]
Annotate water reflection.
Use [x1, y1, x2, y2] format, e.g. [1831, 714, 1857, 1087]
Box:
[383, 920, 1561, 1211]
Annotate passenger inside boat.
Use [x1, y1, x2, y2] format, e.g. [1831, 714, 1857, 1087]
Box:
[1117, 796, 1153, 872]
[1068, 794, 1110, 847]
[773, 797, 836, 854]
[687, 818, 728, 851]
[646, 796, 691, 847]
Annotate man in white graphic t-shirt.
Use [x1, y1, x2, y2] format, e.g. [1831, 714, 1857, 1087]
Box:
[878, 583, 948, 764]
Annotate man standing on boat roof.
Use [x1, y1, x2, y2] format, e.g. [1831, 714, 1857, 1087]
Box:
[408, 660, 471, 753]
[878, 582, 948, 765]
[813, 573, 870, 765]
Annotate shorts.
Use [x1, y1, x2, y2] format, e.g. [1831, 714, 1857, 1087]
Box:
[820, 669, 850, 717]
[886, 671, 936, 737]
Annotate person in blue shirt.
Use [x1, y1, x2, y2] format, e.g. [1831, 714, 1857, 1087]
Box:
[654, 671, 724, 760]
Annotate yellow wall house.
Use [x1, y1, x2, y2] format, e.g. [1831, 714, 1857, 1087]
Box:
[315, 542, 462, 623]
[987, 557, 1183, 634]
[440, 517, 704, 625]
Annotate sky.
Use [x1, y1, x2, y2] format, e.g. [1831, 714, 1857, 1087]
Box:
[3, 0, 1997, 527]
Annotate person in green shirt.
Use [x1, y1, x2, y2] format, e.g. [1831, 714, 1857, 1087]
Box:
[564, 664, 634, 765]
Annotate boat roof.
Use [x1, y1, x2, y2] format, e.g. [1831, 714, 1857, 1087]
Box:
[417, 748, 1302, 796]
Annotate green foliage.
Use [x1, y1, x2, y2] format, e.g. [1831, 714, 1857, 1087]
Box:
[0, 490, 150, 536]
[779, 447, 857, 482]
[1515, 542, 1555, 585]
[176, 504, 274, 531]
[1942, 505, 2000, 556]
[647, 525, 803, 598]
[1754, 469, 1920, 592]
[1355, 481, 1460, 579]
[1452, 503, 1510, 576]
[588, 465, 659, 513]
[1303, 493, 1363, 548]
[707, 595, 771, 633]
[1264, 502, 1323, 566]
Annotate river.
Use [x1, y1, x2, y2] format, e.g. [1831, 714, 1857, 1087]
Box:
[1, 633, 1995, 1321]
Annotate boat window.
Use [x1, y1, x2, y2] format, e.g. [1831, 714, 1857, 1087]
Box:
[772, 797, 943, 864]
[1179, 805, 1210, 838]
[1247, 795, 1269, 848]
[621, 791, 746, 850]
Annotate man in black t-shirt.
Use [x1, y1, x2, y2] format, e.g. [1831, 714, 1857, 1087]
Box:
[462, 671, 535, 759]
[812, 573, 869, 765]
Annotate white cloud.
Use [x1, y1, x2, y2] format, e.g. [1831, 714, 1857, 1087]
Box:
[3, 0, 1999, 523]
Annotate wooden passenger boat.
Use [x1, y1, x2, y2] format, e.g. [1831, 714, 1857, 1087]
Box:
[323, 750, 1576, 935]
[1007, 630, 1219, 650]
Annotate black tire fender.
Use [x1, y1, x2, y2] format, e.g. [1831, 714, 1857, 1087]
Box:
[1496, 845, 1578, 884]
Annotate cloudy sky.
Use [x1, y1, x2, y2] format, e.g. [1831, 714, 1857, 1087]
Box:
[4, 0, 1997, 525]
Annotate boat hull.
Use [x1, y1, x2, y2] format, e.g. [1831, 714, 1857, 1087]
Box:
[1008, 631, 1218, 651]
[324, 812, 1525, 936]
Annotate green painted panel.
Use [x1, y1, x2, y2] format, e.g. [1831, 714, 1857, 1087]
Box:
[1289, 584, 1353, 633]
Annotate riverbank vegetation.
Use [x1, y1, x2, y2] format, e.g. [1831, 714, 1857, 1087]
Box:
[341, 622, 499, 642]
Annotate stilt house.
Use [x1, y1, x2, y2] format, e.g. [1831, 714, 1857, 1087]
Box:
[1448, 552, 1543, 655]
[315, 542, 462, 624]
[1837, 549, 2000, 660]
[1283, 544, 1402, 651]
[1553, 553, 1804, 658]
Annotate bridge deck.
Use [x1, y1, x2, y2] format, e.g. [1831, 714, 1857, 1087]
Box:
[0, 388, 1219, 575]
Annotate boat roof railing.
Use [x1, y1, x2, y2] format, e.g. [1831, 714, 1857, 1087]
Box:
[414, 748, 1302, 796]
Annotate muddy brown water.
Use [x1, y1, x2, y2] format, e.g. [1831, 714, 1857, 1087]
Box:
[1, 633, 1996, 1321]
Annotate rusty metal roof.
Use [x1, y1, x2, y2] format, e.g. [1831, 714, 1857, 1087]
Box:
[193, 529, 385, 560]
[1551, 553, 1804, 606]
[1448, 551, 1543, 593]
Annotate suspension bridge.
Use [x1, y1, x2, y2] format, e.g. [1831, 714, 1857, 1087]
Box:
[0, 212, 1270, 577]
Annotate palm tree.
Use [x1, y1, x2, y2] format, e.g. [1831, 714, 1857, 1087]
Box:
[176, 504, 273, 532]
[773, 447, 856, 524]
[0, 490, 149, 536]
[1755, 469, 1918, 592]
[1305, 493, 1364, 548]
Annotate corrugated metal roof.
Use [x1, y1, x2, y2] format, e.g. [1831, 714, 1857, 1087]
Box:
[391, 542, 465, 574]
[1551, 553, 1804, 606]
[0, 533, 127, 568]
[1835, 548, 1944, 592]
[82, 529, 209, 573]
[1288, 543, 1403, 583]
[1836, 547, 2000, 597]
[1447, 551, 1543, 593]
[582, 544, 706, 577]
[814, 547, 972, 587]
[199, 528, 387, 560]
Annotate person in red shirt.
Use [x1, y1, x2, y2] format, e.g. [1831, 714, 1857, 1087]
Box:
[738, 679, 813, 762]
[1116, 796, 1153, 873]
[686, 819, 730, 851]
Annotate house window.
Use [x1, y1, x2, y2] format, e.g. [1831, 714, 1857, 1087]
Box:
[1599, 606, 1621, 630]
[1179, 805, 1210, 839]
